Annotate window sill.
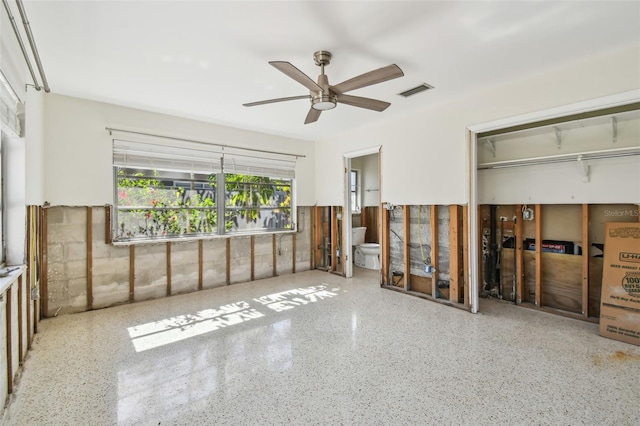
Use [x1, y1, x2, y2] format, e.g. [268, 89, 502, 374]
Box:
[111, 229, 297, 246]
[0, 265, 26, 296]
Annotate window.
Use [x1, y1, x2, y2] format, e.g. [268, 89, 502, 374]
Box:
[0, 132, 4, 265]
[350, 169, 361, 213]
[112, 136, 296, 242]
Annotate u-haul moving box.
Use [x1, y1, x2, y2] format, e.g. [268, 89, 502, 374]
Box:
[599, 222, 640, 346]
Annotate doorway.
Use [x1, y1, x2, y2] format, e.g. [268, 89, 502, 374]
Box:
[343, 147, 381, 278]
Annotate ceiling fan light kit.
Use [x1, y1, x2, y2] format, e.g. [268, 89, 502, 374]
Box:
[244, 50, 404, 124]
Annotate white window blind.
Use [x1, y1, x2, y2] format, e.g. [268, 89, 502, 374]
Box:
[0, 88, 21, 138]
[111, 131, 297, 178]
[223, 151, 296, 178]
[113, 139, 223, 174]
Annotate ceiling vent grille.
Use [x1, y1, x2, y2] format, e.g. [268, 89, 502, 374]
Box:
[397, 83, 434, 98]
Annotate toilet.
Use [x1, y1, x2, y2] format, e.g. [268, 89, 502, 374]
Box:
[352, 227, 381, 270]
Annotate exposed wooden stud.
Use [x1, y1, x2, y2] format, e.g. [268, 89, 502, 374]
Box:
[403, 205, 411, 291]
[535, 204, 542, 307]
[381, 205, 390, 285]
[166, 242, 172, 296]
[41, 206, 48, 318]
[6, 286, 13, 394]
[477, 206, 484, 300]
[17, 275, 23, 365]
[313, 206, 322, 268]
[361, 206, 368, 230]
[86, 207, 93, 310]
[582, 204, 589, 318]
[25, 207, 32, 349]
[450, 205, 460, 303]
[250, 236, 255, 281]
[330, 207, 338, 272]
[463, 205, 469, 307]
[515, 204, 524, 304]
[104, 205, 112, 245]
[272, 234, 277, 277]
[198, 240, 203, 290]
[430, 205, 439, 298]
[226, 239, 231, 285]
[292, 234, 297, 274]
[309, 207, 315, 270]
[129, 246, 135, 303]
[26, 270, 31, 350]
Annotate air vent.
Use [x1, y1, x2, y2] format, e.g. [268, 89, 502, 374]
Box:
[397, 83, 434, 98]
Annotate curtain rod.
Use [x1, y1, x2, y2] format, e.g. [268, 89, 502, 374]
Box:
[105, 127, 306, 159]
[2, 0, 41, 91]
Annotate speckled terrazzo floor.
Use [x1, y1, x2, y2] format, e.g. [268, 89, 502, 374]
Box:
[3, 268, 639, 426]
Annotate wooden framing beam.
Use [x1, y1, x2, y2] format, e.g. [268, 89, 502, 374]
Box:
[40, 206, 48, 318]
[449, 205, 460, 303]
[104, 205, 112, 245]
[381, 205, 390, 285]
[477, 205, 484, 299]
[581, 204, 589, 318]
[198, 240, 203, 290]
[331, 206, 338, 272]
[313, 206, 322, 268]
[129, 246, 135, 303]
[18, 275, 23, 365]
[6, 286, 12, 394]
[403, 205, 411, 291]
[26, 270, 31, 350]
[292, 234, 297, 274]
[250, 236, 255, 281]
[166, 242, 172, 296]
[86, 207, 93, 310]
[515, 205, 524, 304]
[272, 234, 277, 277]
[226, 239, 231, 285]
[535, 204, 542, 307]
[430, 205, 439, 298]
[25, 207, 32, 350]
[463, 205, 469, 307]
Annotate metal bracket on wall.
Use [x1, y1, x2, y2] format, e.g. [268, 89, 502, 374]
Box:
[554, 127, 562, 149]
[577, 155, 590, 183]
[611, 117, 617, 143]
[486, 139, 496, 158]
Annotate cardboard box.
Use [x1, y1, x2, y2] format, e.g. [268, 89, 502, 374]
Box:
[599, 222, 640, 346]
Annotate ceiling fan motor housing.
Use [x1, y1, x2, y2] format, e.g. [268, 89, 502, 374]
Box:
[312, 72, 337, 110]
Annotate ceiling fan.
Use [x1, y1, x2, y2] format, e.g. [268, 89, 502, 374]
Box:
[243, 50, 404, 124]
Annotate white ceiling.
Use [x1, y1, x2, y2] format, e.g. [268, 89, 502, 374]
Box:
[20, 1, 640, 142]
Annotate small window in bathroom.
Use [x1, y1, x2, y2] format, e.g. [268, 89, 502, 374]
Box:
[350, 169, 361, 213]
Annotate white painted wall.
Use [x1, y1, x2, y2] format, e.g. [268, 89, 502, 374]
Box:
[478, 156, 640, 204]
[42, 94, 316, 206]
[362, 153, 379, 207]
[315, 44, 640, 206]
[25, 89, 45, 205]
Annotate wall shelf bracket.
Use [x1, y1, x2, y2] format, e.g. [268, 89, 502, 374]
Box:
[554, 127, 562, 149]
[486, 139, 496, 158]
[577, 155, 590, 183]
[611, 117, 617, 143]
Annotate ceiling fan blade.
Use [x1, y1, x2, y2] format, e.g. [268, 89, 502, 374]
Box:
[337, 94, 391, 112]
[332, 64, 404, 94]
[243, 95, 310, 107]
[269, 61, 323, 93]
[304, 108, 321, 124]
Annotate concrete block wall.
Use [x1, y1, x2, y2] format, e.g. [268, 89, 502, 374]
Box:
[46, 207, 88, 315]
[92, 207, 130, 308]
[43, 206, 312, 316]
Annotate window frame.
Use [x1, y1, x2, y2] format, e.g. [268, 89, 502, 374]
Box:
[113, 166, 296, 244]
[350, 168, 361, 213]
